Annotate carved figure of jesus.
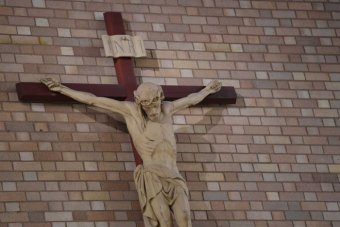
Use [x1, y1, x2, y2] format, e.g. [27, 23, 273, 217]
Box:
[41, 78, 221, 227]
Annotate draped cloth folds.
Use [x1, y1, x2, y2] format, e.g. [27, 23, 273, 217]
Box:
[134, 164, 189, 227]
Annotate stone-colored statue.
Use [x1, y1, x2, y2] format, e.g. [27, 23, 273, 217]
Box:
[41, 78, 222, 227]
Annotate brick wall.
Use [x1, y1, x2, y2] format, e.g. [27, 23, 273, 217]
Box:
[0, 0, 339, 226]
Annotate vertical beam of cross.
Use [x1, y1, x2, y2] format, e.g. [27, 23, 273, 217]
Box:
[103, 12, 138, 98]
[103, 12, 143, 165]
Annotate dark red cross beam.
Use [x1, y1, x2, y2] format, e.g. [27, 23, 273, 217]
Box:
[16, 12, 237, 165]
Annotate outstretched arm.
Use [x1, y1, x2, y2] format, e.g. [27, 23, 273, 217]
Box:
[170, 80, 222, 114]
[41, 78, 131, 117]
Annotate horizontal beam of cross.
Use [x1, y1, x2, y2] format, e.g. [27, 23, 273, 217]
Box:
[16, 82, 237, 105]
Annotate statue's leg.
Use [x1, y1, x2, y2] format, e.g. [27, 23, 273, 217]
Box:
[171, 188, 192, 227]
[150, 192, 172, 227]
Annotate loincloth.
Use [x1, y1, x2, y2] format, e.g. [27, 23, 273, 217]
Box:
[133, 164, 188, 226]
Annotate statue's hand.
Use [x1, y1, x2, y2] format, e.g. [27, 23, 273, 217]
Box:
[205, 80, 222, 94]
[41, 78, 63, 92]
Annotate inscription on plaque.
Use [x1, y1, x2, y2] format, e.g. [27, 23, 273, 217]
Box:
[102, 35, 146, 58]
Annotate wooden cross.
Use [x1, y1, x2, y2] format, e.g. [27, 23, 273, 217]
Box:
[16, 12, 237, 166]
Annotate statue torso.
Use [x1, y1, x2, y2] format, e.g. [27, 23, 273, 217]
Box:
[124, 102, 178, 171]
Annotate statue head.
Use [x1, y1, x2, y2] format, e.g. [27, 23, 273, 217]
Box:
[134, 83, 164, 122]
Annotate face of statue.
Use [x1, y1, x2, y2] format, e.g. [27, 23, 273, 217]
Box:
[141, 96, 162, 121]
[134, 83, 164, 122]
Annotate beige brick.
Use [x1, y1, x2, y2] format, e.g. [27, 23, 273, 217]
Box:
[211, 61, 235, 70]
[32, 0, 46, 8]
[199, 173, 225, 181]
[13, 162, 41, 171]
[254, 164, 279, 172]
[247, 211, 272, 220]
[0, 162, 12, 171]
[0, 35, 12, 44]
[57, 28, 71, 37]
[72, 133, 99, 142]
[35, 18, 49, 27]
[45, 212, 72, 221]
[56, 162, 84, 171]
[38, 172, 65, 181]
[135, 59, 159, 68]
[329, 165, 340, 173]
[9, 16, 35, 26]
[10, 142, 38, 151]
[206, 43, 230, 52]
[173, 60, 198, 69]
[182, 16, 207, 24]
[0, 192, 26, 201]
[177, 162, 203, 172]
[0, 7, 13, 15]
[0, 25, 17, 34]
[27, 113, 55, 122]
[0, 172, 21, 181]
[41, 192, 68, 201]
[0, 212, 29, 222]
[80, 172, 107, 180]
[190, 201, 212, 210]
[301, 202, 326, 211]
[57, 56, 83, 65]
[266, 136, 291, 144]
[71, 29, 97, 38]
[83, 192, 110, 201]
[0, 63, 24, 72]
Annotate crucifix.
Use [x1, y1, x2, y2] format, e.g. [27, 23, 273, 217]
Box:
[16, 12, 237, 227]
[16, 12, 237, 164]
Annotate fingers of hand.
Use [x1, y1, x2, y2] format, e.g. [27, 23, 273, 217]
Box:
[210, 80, 221, 91]
[41, 78, 57, 87]
[214, 80, 221, 87]
[47, 82, 56, 88]
[41, 79, 49, 85]
[216, 82, 222, 90]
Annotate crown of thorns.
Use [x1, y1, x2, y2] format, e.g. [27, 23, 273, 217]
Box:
[134, 83, 164, 106]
